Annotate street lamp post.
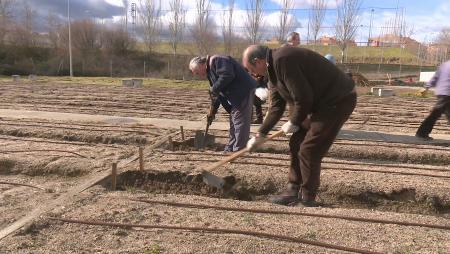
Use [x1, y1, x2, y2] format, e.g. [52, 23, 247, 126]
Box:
[68, 0, 73, 77]
[368, 9, 374, 46]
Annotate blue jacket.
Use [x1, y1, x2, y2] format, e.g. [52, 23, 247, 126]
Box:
[206, 55, 256, 111]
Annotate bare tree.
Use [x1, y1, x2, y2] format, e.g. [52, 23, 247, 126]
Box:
[0, 0, 14, 44]
[436, 27, 450, 45]
[103, 26, 135, 56]
[191, 0, 216, 54]
[168, 0, 185, 55]
[47, 12, 62, 49]
[222, 0, 234, 55]
[309, 0, 326, 45]
[138, 0, 161, 53]
[71, 20, 102, 56]
[276, 0, 293, 43]
[245, 0, 264, 44]
[18, 0, 36, 47]
[435, 27, 450, 63]
[335, 0, 361, 63]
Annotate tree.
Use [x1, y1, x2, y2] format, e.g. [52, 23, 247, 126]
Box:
[102, 26, 135, 56]
[276, 0, 293, 43]
[168, 0, 185, 55]
[334, 0, 361, 63]
[47, 12, 62, 49]
[15, 0, 36, 47]
[309, 0, 326, 45]
[222, 0, 234, 55]
[434, 27, 450, 64]
[138, 0, 161, 53]
[191, 0, 216, 54]
[70, 20, 102, 57]
[435, 27, 450, 46]
[245, 0, 264, 44]
[0, 0, 14, 44]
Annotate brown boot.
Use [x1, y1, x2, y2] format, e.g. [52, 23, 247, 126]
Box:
[269, 183, 300, 206]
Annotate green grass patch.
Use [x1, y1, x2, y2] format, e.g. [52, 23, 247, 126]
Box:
[140, 42, 422, 65]
[397, 92, 434, 99]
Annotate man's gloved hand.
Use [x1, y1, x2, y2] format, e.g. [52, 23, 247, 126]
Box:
[281, 121, 300, 135]
[246, 134, 266, 152]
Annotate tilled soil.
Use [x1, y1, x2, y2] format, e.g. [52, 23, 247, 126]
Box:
[0, 81, 448, 134]
[0, 81, 449, 253]
[1, 189, 449, 254]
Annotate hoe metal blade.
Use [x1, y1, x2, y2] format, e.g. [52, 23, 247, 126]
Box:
[201, 170, 225, 189]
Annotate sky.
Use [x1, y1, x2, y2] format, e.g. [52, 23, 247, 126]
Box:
[21, 0, 450, 43]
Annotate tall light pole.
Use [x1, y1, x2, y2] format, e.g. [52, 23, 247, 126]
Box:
[367, 8, 374, 46]
[68, 0, 73, 77]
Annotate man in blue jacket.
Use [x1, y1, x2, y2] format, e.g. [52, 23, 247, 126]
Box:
[416, 60, 450, 140]
[189, 55, 256, 152]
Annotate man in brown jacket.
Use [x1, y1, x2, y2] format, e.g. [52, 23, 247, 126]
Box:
[243, 45, 357, 206]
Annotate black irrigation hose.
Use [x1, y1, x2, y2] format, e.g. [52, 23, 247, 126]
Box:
[162, 158, 450, 180]
[212, 135, 450, 149]
[0, 136, 121, 148]
[0, 181, 44, 190]
[0, 118, 162, 135]
[131, 199, 450, 231]
[48, 217, 383, 254]
[165, 151, 450, 173]
[0, 149, 88, 159]
[0, 122, 160, 135]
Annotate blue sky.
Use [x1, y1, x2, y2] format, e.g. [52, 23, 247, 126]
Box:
[29, 0, 450, 43]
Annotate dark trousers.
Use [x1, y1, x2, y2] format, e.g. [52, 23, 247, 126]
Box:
[252, 95, 264, 121]
[416, 95, 450, 137]
[288, 92, 357, 200]
[225, 89, 255, 152]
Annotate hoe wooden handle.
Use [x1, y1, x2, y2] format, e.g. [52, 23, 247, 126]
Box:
[204, 130, 284, 172]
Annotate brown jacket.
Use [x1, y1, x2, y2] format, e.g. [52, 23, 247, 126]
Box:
[259, 47, 355, 134]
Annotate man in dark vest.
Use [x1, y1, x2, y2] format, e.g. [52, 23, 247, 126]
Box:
[243, 45, 357, 206]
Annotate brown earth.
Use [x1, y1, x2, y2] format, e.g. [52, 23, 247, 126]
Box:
[0, 81, 449, 253]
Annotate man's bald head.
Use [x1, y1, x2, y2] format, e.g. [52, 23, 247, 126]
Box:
[243, 45, 268, 66]
[242, 45, 269, 77]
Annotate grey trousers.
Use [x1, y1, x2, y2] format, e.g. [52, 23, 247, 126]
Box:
[225, 90, 255, 152]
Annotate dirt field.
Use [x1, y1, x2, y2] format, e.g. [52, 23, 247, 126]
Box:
[0, 80, 449, 253]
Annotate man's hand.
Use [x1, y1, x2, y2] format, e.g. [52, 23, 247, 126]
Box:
[281, 121, 300, 135]
[246, 134, 266, 152]
[206, 113, 215, 126]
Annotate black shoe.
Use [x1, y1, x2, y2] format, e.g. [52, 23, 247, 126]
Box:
[415, 134, 433, 141]
[297, 200, 320, 207]
[269, 183, 300, 206]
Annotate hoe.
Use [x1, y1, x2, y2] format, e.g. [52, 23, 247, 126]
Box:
[202, 129, 284, 189]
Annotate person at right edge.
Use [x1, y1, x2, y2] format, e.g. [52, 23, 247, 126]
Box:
[243, 45, 357, 207]
[415, 60, 450, 141]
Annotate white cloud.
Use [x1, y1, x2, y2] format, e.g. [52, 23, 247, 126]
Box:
[104, 0, 125, 7]
[355, 2, 450, 43]
[269, 0, 338, 9]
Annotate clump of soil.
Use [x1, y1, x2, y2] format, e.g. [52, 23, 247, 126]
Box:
[112, 170, 277, 201]
[320, 183, 450, 215]
[0, 157, 93, 177]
